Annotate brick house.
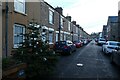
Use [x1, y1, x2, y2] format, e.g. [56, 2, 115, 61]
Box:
[107, 16, 118, 41]
[2, 0, 90, 57]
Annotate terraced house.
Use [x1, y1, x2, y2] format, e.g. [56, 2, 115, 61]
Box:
[106, 16, 118, 41]
[2, 0, 90, 57]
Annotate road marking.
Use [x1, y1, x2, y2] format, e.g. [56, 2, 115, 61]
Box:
[77, 63, 84, 67]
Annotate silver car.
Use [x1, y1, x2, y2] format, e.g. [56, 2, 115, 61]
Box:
[111, 48, 120, 65]
[102, 41, 120, 54]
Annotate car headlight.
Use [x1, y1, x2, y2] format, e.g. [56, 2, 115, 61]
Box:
[112, 49, 117, 52]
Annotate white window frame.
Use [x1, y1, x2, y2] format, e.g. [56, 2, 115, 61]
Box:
[60, 16, 63, 28]
[49, 8, 54, 24]
[49, 31, 53, 44]
[14, 0, 26, 14]
[76, 26, 78, 33]
[56, 33, 58, 42]
[68, 21, 70, 31]
[13, 24, 25, 48]
[64, 34, 66, 41]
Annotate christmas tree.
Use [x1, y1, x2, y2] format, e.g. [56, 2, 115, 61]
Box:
[13, 20, 58, 78]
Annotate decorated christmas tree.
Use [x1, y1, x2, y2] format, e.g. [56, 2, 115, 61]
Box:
[13, 20, 58, 78]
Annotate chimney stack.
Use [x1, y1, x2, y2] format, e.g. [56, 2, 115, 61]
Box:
[55, 7, 63, 15]
[72, 21, 76, 25]
[66, 16, 71, 22]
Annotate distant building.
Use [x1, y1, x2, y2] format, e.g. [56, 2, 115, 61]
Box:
[107, 16, 118, 41]
[102, 25, 107, 40]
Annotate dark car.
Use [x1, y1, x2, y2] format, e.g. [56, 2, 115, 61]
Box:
[73, 40, 83, 48]
[53, 40, 76, 55]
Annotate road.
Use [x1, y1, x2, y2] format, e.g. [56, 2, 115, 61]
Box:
[51, 40, 120, 79]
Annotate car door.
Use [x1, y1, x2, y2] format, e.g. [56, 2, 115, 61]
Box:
[114, 50, 120, 65]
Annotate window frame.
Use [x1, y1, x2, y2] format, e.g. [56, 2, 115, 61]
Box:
[14, 0, 26, 14]
[13, 24, 25, 48]
[60, 16, 63, 28]
[68, 21, 70, 31]
[49, 8, 54, 24]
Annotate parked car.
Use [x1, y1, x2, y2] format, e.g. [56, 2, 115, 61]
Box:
[102, 41, 120, 54]
[79, 40, 84, 46]
[97, 38, 106, 46]
[73, 40, 83, 48]
[111, 47, 120, 65]
[95, 38, 98, 43]
[53, 40, 76, 55]
[82, 39, 88, 45]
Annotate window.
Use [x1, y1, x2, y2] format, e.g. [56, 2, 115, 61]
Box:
[68, 22, 70, 31]
[60, 33, 63, 41]
[56, 33, 58, 42]
[49, 8, 54, 24]
[76, 27, 78, 33]
[109, 42, 119, 46]
[14, 0, 25, 14]
[13, 24, 25, 48]
[64, 34, 66, 41]
[60, 16, 63, 28]
[49, 32, 53, 44]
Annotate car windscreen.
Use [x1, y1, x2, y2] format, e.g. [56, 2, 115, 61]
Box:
[55, 41, 66, 45]
[100, 39, 105, 41]
[109, 42, 119, 46]
[73, 41, 79, 43]
[117, 43, 120, 46]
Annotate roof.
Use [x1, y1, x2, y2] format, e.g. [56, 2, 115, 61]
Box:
[108, 16, 118, 23]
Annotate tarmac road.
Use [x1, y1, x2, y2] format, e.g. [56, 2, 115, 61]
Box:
[51, 40, 120, 80]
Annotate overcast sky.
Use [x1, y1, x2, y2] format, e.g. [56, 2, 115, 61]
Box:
[44, 0, 119, 34]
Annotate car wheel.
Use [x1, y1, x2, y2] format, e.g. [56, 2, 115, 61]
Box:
[102, 48, 104, 52]
[69, 50, 72, 55]
[104, 49, 107, 54]
[110, 54, 115, 64]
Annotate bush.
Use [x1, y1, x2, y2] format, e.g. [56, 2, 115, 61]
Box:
[2, 57, 19, 70]
[12, 21, 58, 78]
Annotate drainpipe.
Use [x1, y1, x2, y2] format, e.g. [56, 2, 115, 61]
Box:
[5, 1, 9, 57]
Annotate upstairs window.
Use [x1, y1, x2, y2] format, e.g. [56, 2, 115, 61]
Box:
[49, 8, 54, 24]
[14, 0, 25, 14]
[68, 21, 70, 31]
[60, 16, 63, 28]
[76, 26, 78, 33]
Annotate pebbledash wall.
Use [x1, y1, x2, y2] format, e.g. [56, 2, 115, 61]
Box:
[2, 0, 90, 57]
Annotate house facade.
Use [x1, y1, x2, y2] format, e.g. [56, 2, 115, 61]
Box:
[106, 16, 118, 41]
[2, 0, 90, 57]
[102, 25, 107, 40]
[2, 1, 28, 57]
